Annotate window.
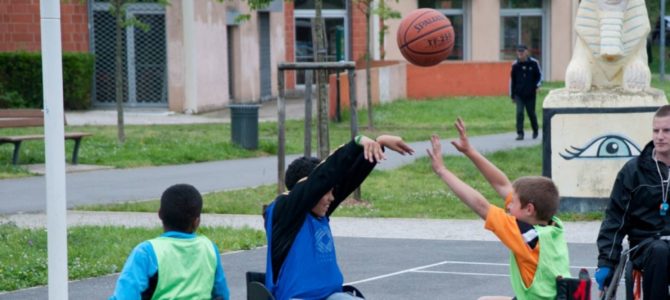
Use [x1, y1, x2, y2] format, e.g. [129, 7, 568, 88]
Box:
[294, 4, 348, 85]
[500, 0, 542, 9]
[500, 1, 544, 64]
[294, 0, 346, 10]
[418, 0, 467, 60]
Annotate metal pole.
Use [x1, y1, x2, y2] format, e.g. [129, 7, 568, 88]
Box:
[304, 70, 313, 157]
[662, 0, 667, 81]
[40, 0, 68, 298]
[335, 71, 341, 122]
[278, 70, 286, 193]
[348, 69, 361, 200]
[348, 69, 359, 138]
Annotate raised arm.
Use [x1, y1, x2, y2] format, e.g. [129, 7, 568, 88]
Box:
[451, 118, 513, 198]
[427, 134, 490, 219]
[329, 135, 414, 215]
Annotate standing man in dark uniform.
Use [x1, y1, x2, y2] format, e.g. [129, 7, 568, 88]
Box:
[510, 44, 542, 141]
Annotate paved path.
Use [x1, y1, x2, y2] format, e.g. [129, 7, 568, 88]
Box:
[0, 132, 541, 214]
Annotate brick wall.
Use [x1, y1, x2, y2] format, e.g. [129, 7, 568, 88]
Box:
[283, 1, 295, 89]
[0, 0, 89, 52]
[351, 2, 367, 63]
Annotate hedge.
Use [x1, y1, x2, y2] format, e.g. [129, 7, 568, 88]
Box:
[0, 52, 94, 110]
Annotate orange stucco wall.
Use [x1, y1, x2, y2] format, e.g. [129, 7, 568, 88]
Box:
[329, 61, 510, 119]
[407, 62, 510, 99]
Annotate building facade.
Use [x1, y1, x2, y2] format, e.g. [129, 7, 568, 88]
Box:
[1, 0, 581, 112]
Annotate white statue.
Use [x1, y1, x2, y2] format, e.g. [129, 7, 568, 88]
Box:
[565, 0, 651, 92]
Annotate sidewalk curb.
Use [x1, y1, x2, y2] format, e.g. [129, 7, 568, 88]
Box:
[0, 211, 599, 244]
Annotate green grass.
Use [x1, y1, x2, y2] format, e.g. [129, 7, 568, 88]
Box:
[0, 79, 668, 178]
[0, 224, 265, 292]
[79, 145, 604, 221]
[0, 91, 547, 177]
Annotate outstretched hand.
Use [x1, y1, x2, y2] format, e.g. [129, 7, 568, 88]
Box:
[359, 136, 385, 163]
[426, 134, 445, 175]
[450, 117, 472, 154]
[376, 135, 415, 156]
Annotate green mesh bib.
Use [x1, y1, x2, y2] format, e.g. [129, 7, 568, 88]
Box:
[510, 217, 571, 300]
[148, 235, 217, 300]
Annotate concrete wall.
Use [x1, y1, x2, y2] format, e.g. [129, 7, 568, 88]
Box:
[194, 1, 229, 111]
[227, 1, 284, 103]
[167, 1, 229, 113]
[470, 0, 500, 61]
[168, 0, 286, 112]
[549, 0, 578, 82]
[382, 1, 418, 65]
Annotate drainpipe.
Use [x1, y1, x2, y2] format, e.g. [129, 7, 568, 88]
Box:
[348, 0, 353, 61]
[183, 0, 197, 113]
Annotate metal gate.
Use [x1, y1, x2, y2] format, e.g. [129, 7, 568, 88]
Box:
[90, 2, 167, 107]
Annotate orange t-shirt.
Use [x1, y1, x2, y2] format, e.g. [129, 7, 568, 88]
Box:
[484, 193, 540, 288]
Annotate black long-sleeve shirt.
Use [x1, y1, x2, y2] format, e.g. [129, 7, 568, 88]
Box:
[264, 140, 376, 281]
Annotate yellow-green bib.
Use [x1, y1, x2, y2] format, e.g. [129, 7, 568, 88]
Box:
[149, 236, 216, 300]
[510, 217, 571, 300]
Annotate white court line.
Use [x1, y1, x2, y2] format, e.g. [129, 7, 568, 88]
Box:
[346, 260, 597, 285]
[412, 270, 509, 277]
[346, 261, 450, 285]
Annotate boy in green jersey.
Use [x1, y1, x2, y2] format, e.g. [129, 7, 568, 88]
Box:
[110, 183, 229, 300]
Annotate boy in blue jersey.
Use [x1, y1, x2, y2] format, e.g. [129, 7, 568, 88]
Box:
[263, 134, 414, 300]
[110, 183, 229, 300]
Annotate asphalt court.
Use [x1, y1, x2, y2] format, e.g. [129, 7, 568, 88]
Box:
[0, 237, 618, 300]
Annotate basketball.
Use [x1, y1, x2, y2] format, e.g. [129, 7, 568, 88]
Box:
[397, 8, 455, 67]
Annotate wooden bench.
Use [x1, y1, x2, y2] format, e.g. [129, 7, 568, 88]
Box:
[0, 109, 92, 165]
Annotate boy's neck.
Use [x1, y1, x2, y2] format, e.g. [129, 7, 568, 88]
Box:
[522, 216, 551, 226]
[163, 226, 195, 234]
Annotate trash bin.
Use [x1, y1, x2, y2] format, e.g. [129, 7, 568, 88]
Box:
[229, 104, 260, 150]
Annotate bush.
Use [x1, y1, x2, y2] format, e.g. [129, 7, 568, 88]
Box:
[0, 81, 26, 108]
[0, 52, 94, 110]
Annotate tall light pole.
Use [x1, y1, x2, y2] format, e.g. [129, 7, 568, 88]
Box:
[40, 0, 69, 298]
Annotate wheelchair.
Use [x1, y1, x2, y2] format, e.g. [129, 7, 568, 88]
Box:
[601, 244, 646, 300]
[246, 271, 365, 300]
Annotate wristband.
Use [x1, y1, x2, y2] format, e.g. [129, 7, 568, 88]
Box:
[355, 135, 362, 145]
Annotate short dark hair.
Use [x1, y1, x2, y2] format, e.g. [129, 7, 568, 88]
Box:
[285, 156, 321, 190]
[159, 183, 203, 232]
[655, 105, 670, 118]
[512, 176, 559, 221]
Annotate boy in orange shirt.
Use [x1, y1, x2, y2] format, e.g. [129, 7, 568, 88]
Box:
[426, 118, 570, 300]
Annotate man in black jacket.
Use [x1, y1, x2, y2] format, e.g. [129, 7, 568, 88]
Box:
[596, 105, 670, 298]
[510, 44, 542, 141]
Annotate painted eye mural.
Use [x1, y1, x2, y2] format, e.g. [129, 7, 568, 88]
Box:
[560, 134, 642, 160]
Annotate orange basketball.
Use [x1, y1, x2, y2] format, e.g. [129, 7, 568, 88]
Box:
[397, 8, 455, 67]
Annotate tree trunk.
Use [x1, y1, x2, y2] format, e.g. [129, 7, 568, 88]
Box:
[314, 0, 329, 159]
[379, 0, 386, 60]
[365, 5, 374, 130]
[113, 0, 126, 144]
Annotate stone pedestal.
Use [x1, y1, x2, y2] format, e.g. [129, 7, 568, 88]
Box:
[543, 87, 667, 212]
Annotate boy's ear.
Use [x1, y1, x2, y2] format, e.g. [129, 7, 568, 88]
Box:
[158, 209, 163, 221]
[524, 202, 536, 216]
[193, 216, 201, 230]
